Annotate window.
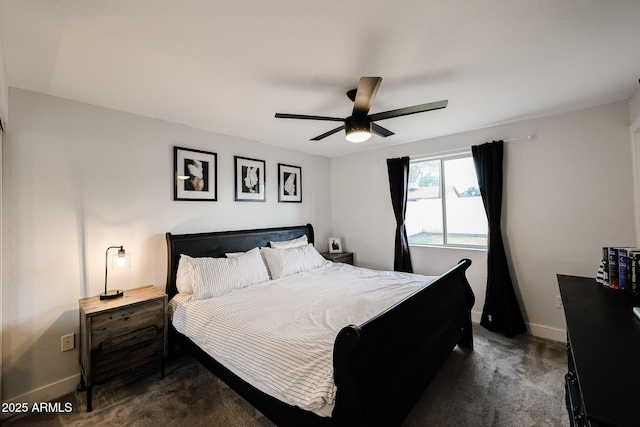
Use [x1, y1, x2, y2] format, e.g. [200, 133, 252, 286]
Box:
[407, 153, 487, 248]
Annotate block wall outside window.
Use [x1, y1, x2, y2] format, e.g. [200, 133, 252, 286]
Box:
[407, 154, 487, 248]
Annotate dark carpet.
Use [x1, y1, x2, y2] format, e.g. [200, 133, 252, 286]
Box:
[2, 325, 569, 426]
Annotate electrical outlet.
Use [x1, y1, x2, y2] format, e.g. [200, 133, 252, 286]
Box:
[61, 333, 75, 352]
[556, 295, 563, 309]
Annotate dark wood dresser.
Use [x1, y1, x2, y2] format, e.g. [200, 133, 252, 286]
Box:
[558, 275, 640, 427]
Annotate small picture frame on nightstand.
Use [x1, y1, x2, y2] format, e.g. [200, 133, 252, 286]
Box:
[329, 237, 342, 253]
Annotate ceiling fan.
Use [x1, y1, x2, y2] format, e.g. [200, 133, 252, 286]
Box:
[275, 77, 448, 143]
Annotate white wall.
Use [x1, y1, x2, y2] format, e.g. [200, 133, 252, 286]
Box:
[0, 26, 4, 408]
[330, 100, 635, 341]
[629, 86, 640, 125]
[1, 88, 331, 405]
[0, 128, 3, 404]
[0, 6, 7, 127]
[631, 87, 640, 245]
[0, 8, 8, 404]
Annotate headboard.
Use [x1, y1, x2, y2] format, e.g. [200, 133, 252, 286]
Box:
[165, 223, 314, 299]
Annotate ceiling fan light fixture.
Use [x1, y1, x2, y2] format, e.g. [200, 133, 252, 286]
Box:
[274, 76, 446, 143]
[345, 130, 371, 143]
[345, 116, 371, 143]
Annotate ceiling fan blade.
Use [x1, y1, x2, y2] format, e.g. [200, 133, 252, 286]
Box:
[275, 113, 344, 122]
[353, 77, 382, 116]
[310, 125, 345, 141]
[371, 122, 395, 138]
[368, 100, 448, 122]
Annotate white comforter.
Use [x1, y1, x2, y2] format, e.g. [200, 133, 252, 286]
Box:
[169, 262, 436, 414]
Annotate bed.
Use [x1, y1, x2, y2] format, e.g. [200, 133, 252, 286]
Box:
[165, 223, 474, 426]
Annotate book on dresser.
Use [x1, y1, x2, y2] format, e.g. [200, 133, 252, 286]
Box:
[618, 248, 629, 291]
[630, 250, 640, 294]
[602, 247, 640, 294]
[607, 247, 619, 289]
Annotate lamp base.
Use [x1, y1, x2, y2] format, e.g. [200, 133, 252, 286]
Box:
[99, 289, 124, 300]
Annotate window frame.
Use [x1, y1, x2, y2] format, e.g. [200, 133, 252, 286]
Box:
[408, 152, 487, 250]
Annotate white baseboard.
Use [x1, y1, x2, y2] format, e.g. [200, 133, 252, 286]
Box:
[470, 310, 566, 342]
[471, 310, 483, 324]
[527, 322, 566, 342]
[0, 374, 80, 420]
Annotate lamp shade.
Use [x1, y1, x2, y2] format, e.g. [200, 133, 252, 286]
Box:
[113, 251, 131, 270]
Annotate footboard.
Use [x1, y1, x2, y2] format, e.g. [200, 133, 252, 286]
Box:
[332, 258, 474, 426]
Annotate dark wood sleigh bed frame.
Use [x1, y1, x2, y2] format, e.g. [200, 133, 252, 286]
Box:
[165, 224, 475, 427]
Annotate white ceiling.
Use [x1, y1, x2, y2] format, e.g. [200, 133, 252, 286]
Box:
[1, 0, 639, 157]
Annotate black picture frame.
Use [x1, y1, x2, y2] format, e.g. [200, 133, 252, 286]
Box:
[278, 163, 302, 203]
[234, 156, 266, 202]
[174, 146, 217, 201]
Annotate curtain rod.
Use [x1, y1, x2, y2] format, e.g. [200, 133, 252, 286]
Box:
[503, 134, 535, 142]
[378, 134, 536, 163]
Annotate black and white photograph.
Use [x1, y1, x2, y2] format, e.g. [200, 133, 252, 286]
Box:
[235, 156, 266, 202]
[278, 163, 302, 203]
[174, 146, 217, 201]
[328, 237, 343, 253]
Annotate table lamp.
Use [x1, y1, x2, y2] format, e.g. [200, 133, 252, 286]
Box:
[100, 245, 129, 300]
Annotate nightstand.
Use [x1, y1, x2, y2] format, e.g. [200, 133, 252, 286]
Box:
[321, 251, 354, 265]
[79, 285, 167, 412]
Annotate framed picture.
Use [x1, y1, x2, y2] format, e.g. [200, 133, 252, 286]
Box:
[174, 146, 217, 201]
[329, 237, 343, 253]
[278, 163, 302, 203]
[235, 156, 266, 202]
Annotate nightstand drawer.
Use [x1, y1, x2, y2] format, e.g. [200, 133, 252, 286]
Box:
[91, 299, 164, 349]
[102, 326, 158, 354]
[88, 299, 164, 382]
[92, 329, 164, 382]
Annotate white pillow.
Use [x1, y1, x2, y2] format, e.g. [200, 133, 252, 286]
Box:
[260, 244, 328, 280]
[190, 248, 270, 300]
[269, 235, 308, 249]
[176, 254, 194, 294]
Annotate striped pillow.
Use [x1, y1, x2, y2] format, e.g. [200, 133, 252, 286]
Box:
[260, 244, 328, 280]
[190, 248, 270, 300]
[176, 254, 195, 294]
[269, 235, 308, 249]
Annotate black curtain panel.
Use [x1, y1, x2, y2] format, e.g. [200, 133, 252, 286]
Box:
[386, 157, 413, 273]
[472, 141, 527, 338]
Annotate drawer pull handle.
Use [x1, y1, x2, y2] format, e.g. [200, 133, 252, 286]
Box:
[101, 326, 157, 354]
